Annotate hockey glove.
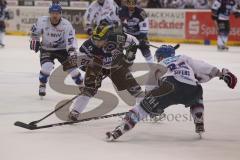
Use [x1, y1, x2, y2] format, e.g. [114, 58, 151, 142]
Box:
[234, 12, 240, 18]
[87, 28, 93, 36]
[220, 68, 237, 89]
[68, 49, 78, 66]
[30, 39, 41, 53]
[138, 33, 150, 50]
[118, 55, 133, 69]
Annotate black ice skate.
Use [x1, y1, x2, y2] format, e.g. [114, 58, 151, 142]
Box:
[106, 111, 139, 141]
[39, 83, 46, 97]
[195, 123, 205, 138]
[218, 45, 229, 51]
[106, 125, 124, 141]
[0, 43, 5, 48]
[195, 123, 205, 133]
[68, 110, 80, 121]
[193, 112, 205, 138]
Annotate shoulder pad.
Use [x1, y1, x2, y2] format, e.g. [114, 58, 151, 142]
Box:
[140, 10, 148, 19]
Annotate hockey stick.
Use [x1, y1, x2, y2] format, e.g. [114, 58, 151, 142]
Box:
[27, 94, 80, 126]
[149, 44, 180, 50]
[14, 112, 127, 130]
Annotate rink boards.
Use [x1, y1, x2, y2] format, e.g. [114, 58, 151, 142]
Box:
[4, 6, 240, 46]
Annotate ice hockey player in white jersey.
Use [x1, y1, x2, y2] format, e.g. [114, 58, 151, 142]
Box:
[30, 3, 82, 97]
[84, 0, 119, 36]
[106, 44, 237, 141]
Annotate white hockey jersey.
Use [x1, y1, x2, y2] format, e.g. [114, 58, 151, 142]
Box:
[84, 0, 119, 29]
[30, 16, 78, 51]
[153, 55, 217, 86]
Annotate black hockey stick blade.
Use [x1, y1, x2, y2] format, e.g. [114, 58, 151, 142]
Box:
[174, 44, 180, 50]
[14, 112, 127, 130]
[14, 121, 38, 130]
[149, 44, 180, 50]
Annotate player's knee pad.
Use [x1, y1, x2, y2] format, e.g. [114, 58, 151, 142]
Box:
[41, 62, 54, 75]
[39, 71, 49, 84]
[39, 62, 54, 83]
[69, 69, 83, 85]
[72, 73, 83, 85]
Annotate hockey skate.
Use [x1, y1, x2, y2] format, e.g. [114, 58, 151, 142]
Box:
[0, 43, 5, 48]
[68, 110, 80, 121]
[39, 83, 46, 98]
[193, 112, 205, 138]
[217, 45, 229, 51]
[106, 125, 125, 141]
[106, 111, 139, 141]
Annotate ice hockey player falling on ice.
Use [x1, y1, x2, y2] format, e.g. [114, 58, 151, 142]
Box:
[106, 45, 237, 141]
[118, 0, 154, 63]
[211, 0, 240, 51]
[30, 3, 82, 97]
[68, 21, 146, 121]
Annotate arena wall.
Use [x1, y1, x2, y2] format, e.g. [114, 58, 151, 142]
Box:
[5, 6, 240, 46]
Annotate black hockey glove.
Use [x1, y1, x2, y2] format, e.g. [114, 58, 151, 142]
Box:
[234, 12, 240, 18]
[138, 33, 150, 49]
[118, 55, 133, 69]
[30, 39, 41, 53]
[125, 46, 137, 62]
[87, 28, 93, 36]
[220, 68, 237, 89]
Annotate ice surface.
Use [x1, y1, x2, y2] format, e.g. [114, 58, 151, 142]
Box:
[0, 36, 240, 160]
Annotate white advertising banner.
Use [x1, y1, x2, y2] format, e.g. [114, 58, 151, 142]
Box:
[146, 9, 186, 39]
[6, 7, 48, 33]
[35, 1, 52, 7]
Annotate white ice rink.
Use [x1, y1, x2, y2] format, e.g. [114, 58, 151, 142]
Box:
[0, 36, 240, 160]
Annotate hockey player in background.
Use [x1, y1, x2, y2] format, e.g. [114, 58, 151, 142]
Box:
[83, 0, 119, 36]
[119, 0, 154, 64]
[106, 45, 237, 141]
[30, 3, 82, 97]
[0, 0, 9, 47]
[68, 22, 145, 121]
[211, 0, 240, 51]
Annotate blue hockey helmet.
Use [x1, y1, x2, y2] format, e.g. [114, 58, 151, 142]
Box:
[155, 45, 175, 60]
[49, 3, 62, 13]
